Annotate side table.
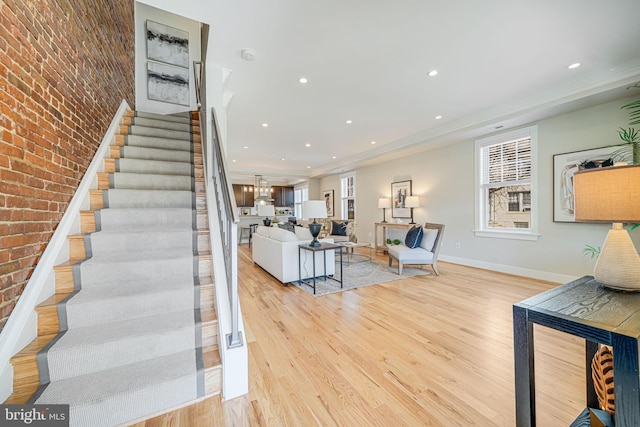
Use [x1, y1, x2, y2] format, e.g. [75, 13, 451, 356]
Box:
[513, 275, 640, 427]
[297, 243, 343, 295]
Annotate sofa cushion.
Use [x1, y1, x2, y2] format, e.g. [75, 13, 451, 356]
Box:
[420, 229, 438, 251]
[267, 226, 298, 242]
[331, 221, 348, 236]
[388, 244, 434, 263]
[405, 225, 424, 249]
[294, 226, 313, 240]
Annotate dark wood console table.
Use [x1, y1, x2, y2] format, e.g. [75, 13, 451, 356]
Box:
[513, 275, 640, 426]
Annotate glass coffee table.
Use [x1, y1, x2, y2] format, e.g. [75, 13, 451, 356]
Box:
[336, 241, 372, 266]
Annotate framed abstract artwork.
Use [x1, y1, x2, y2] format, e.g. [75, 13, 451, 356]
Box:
[147, 62, 190, 106]
[553, 145, 621, 222]
[146, 20, 189, 68]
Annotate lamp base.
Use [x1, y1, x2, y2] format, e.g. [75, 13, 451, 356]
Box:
[308, 221, 322, 247]
[594, 226, 640, 291]
[263, 218, 271, 226]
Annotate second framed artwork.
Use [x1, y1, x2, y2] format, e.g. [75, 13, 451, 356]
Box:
[553, 145, 622, 222]
[391, 180, 412, 218]
[323, 189, 334, 217]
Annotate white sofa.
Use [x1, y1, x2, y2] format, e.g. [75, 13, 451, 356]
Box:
[252, 225, 336, 283]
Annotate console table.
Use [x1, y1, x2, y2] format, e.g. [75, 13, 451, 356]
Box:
[513, 275, 640, 427]
[374, 222, 414, 253]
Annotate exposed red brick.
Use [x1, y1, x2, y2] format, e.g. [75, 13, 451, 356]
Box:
[0, 0, 135, 329]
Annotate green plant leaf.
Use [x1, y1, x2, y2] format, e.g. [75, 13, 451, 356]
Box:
[583, 245, 601, 259]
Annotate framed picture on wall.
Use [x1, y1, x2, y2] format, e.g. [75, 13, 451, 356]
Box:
[347, 199, 355, 220]
[146, 20, 189, 68]
[323, 189, 334, 217]
[391, 180, 411, 218]
[147, 62, 190, 106]
[553, 145, 621, 222]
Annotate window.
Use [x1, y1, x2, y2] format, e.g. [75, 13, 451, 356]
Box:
[475, 126, 539, 240]
[294, 187, 308, 219]
[341, 174, 355, 219]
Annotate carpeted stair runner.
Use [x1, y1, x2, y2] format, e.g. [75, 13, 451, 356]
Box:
[30, 111, 208, 426]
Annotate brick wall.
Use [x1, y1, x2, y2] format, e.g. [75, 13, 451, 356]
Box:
[0, 0, 135, 330]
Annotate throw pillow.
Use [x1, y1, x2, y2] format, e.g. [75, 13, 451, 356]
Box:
[331, 221, 348, 236]
[420, 229, 438, 251]
[405, 225, 424, 249]
[278, 222, 295, 233]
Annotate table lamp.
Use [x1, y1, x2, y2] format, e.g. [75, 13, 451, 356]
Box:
[574, 163, 640, 290]
[303, 200, 327, 247]
[378, 197, 391, 223]
[405, 196, 420, 224]
[258, 204, 275, 226]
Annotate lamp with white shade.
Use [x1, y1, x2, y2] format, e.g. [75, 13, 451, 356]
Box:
[405, 196, 420, 224]
[257, 204, 275, 226]
[378, 197, 391, 223]
[303, 200, 327, 247]
[574, 163, 640, 291]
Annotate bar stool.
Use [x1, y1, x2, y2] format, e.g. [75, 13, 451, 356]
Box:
[248, 224, 258, 249]
[239, 226, 251, 245]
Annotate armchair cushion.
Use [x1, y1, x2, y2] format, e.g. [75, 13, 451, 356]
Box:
[405, 225, 424, 249]
[420, 228, 438, 251]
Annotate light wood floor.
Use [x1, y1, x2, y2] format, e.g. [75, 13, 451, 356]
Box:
[132, 245, 586, 426]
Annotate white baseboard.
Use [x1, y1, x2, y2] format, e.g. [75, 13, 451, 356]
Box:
[0, 100, 130, 401]
[439, 254, 579, 284]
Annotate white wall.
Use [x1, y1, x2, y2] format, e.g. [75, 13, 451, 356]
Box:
[321, 96, 640, 283]
[134, 2, 201, 114]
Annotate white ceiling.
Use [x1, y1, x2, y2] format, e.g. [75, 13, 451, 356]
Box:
[208, 0, 640, 182]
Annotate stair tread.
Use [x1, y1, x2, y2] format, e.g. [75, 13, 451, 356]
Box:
[12, 334, 58, 361]
[51, 309, 198, 347]
[66, 276, 197, 305]
[37, 292, 74, 310]
[203, 345, 221, 368]
[35, 349, 200, 406]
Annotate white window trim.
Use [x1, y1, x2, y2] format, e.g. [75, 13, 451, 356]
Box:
[474, 125, 540, 241]
[340, 171, 356, 219]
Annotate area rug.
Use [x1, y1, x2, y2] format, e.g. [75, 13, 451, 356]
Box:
[293, 259, 429, 296]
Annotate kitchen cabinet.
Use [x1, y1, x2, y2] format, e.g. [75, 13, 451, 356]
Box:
[232, 184, 254, 207]
[271, 186, 294, 207]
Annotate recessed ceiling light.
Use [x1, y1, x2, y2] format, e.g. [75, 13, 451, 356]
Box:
[243, 146, 248, 149]
[307, 166, 311, 169]
[568, 62, 581, 69]
[332, 156, 337, 159]
[346, 120, 352, 124]
[232, 159, 236, 163]
[299, 77, 308, 84]
[281, 157, 285, 161]
[435, 115, 442, 120]
[427, 70, 439, 77]
[262, 123, 269, 127]
[371, 141, 376, 145]
[305, 143, 311, 147]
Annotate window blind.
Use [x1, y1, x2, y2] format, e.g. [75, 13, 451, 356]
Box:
[482, 137, 531, 185]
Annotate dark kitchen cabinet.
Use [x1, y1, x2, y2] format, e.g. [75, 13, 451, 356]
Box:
[232, 184, 254, 207]
[271, 186, 294, 207]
